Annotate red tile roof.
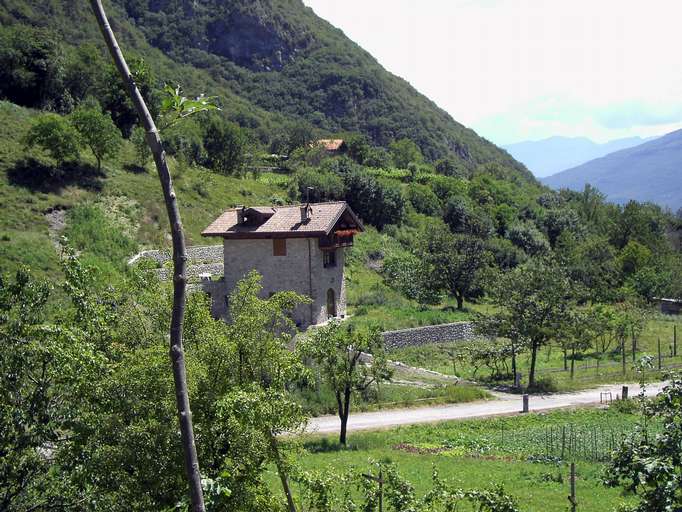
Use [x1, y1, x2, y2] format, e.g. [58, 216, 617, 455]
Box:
[202, 201, 363, 239]
[315, 139, 345, 151]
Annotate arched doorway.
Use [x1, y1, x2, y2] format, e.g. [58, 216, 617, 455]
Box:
[326, 288, 337, 318]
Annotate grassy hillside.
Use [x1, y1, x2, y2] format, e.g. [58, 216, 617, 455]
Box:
[0, 0, 531, 172]
[0, 101, 283, 274]
[0, 101, 477, 329]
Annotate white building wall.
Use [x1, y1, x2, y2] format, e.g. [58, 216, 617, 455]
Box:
[211, 237, 346, 328]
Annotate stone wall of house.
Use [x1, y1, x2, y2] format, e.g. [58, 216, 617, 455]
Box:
[382, 321, 476, 349]
[209, 238, 347, 328]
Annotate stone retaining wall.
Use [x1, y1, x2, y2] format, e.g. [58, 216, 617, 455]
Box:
[382, 321, 475, 349]
[128, 245, 223, 266]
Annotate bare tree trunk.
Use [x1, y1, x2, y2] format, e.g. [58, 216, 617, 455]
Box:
[88, 2, 205, 510]
[338, 387, 351, 445]
[269, 432, 297, 512]
[528, 341, 539, 389]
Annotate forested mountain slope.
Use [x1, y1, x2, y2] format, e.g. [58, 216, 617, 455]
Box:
[0, 0, 528, 175]
[543, 129, 682, 210]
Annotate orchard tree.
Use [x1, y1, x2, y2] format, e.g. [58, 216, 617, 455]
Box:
[561, 305, 601, 378]
[299, 321, 391, 445]
[23, 113, 81, 165]
[419, 225, 489, 310]
[480, 258, 575, 389]
[70, 104, 122, 171]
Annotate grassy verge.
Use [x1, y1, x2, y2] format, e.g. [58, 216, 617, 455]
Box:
[278, 407, 646, 511]
[294, 382, 490, 417]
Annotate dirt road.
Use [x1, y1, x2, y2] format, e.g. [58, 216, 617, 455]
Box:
[306, 381, 667, 435]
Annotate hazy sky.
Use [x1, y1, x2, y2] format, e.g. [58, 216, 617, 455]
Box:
[303, 0, 682, 145]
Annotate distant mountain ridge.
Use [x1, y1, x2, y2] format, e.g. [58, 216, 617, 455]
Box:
[542, 129, 682, 210]
[504, 136, 654, 177]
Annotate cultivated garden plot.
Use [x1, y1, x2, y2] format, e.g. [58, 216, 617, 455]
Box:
[280, 407, 653, 512]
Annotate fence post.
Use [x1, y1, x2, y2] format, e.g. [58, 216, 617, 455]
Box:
[622, 386, 628, 400]
[522, 394, 529, 413]
[568, 462, 577, 512]
[674, 325, 677, 357]
[658, 337, 662, 370]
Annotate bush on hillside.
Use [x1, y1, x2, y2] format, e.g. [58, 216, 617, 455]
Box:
[23, 114, 81, 165]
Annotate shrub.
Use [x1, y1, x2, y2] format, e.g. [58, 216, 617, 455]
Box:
[23, 114, 81, 165]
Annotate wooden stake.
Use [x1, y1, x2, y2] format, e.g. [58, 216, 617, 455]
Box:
[88, 2, 204, 509]
[674, 324, 677, 357]
[568, 462, 577, 512]
[658, 337, 662, 370]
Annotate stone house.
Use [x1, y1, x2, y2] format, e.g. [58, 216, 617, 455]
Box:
[201, 201, 363, 328]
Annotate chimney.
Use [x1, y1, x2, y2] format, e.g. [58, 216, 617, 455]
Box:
[236, 205, 246, 224]
[300, 204, 312, 223]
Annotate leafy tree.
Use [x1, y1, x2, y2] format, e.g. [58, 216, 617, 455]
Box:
[0, 25, 67, 110]
[164, 120, 206, 165]
[203, 116, 247, 175]
[131, 125, 151, 167]
[486, 237, 527, 270]
[299, 321, 391, 445]
[542, 207, 583, 247]
[407, 183, 442, 217]
[418, 225, 489, 310]
[70, 104, 122, 171]
[444, 196, 494, 238]
[479, 259, 575, 389]
[363, 146, 393, 168]
[97, 57, 157, 136]
[343, 170, 406, 228]
[435, 156, 465, 177]
[344, 133, 371, 164]
[23, 113, 81, 165]
[290, 168, 345, 203]
[383, 251, 442, 305]
[389, 138, 423, 168]
[557, 233, 620, 302]
[0, 267, 94, 510]
[605, 374, 682, 512]
[506, 221, 550, 256]
[560, 306, 601, 378]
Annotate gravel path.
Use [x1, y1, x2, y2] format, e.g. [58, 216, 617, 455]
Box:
[305, 381, 668, 434]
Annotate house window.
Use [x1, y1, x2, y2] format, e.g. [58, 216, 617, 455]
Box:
[323, 250, 337, 268]
[273, 238, 287, 256]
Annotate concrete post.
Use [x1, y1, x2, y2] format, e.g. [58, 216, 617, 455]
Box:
[622, 385, 629, 400]
[522, 394, 529, 413]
